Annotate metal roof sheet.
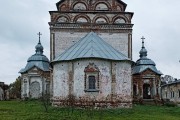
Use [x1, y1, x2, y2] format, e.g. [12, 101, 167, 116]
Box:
[53, 32, 130, 62]
[19, 54, 50, 73]
[161, 80, 180, 87]
[19, 40, 50, 74]
[132, 65, 162, 75]
[132, 39, 162, 75]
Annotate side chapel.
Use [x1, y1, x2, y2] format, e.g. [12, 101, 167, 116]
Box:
[49, 0, 134, 108]
[19, 33, 51, 99]
[132, 37, 162, 103]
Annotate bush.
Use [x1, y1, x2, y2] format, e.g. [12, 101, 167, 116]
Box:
[164, 101, 177, 107]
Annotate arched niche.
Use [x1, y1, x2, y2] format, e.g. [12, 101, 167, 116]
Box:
[117, 6, 122, 11]
[74, 15, 91, 23]
[59, 4, 66, 11]
[73, 2, 87, 10]
[113, 15, 129, 24]
[30, 81, 40, 98]
[95, 3, 109, 10]
[57, 16, 69, 23]
[76, 17, 88, 23]
[114, 18, 126, 24]
[95, 17, 107, 23]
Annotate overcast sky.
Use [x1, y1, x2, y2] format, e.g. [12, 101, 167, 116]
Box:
[0, 0, 180, 84]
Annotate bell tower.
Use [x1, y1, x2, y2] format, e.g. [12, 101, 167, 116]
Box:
[49, 0, 134, 61]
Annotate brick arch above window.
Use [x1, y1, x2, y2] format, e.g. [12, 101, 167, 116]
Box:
[93, 15, 110, 24]
[73, 14, 91, 23]
[71, 1, 88, 11]
[94, 1, 111, 11]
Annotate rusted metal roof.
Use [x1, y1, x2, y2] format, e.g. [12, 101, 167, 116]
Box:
[53, 32, 130, 62]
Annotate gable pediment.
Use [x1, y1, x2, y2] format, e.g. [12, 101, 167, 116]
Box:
[27, 66, 41, 74]
[141, 68, 159, 76]
[56, 0, 127, 12]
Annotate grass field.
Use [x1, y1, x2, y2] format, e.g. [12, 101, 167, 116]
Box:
[0, 100, 180, 120]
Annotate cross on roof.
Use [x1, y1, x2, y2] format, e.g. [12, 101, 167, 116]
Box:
[141, 36, 145, 41]
[141, 36, 145, 48]
[37, 32, 42, 43]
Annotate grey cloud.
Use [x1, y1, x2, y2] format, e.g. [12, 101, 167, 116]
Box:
[0, 0, 180, 84]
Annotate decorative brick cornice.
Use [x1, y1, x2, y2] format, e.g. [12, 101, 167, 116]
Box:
[49, 23, 133, 29]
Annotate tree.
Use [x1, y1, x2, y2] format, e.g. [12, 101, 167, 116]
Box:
[9, 76, 21, 99]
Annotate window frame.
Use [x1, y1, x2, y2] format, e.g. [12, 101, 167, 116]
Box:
[84, 63, 100, 92]
[170, 91, 174, 98]
[88, 76, 96, 90]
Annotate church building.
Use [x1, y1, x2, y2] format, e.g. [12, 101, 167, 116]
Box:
[132, 38, 162, 103]
[19, 33, 51, 99]
[49, 0, 134, 108]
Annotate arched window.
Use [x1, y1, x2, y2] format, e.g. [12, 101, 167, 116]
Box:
[95, 3, 108, 10]
[73, 3, 87, 10]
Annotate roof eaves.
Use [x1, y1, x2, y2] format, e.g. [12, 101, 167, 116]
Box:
[51, 57, 132, 64]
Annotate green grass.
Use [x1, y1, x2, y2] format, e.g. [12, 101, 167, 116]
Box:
[0, 100, 180, 120]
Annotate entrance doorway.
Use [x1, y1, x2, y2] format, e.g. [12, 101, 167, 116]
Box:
[143, 84, 151, 99]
